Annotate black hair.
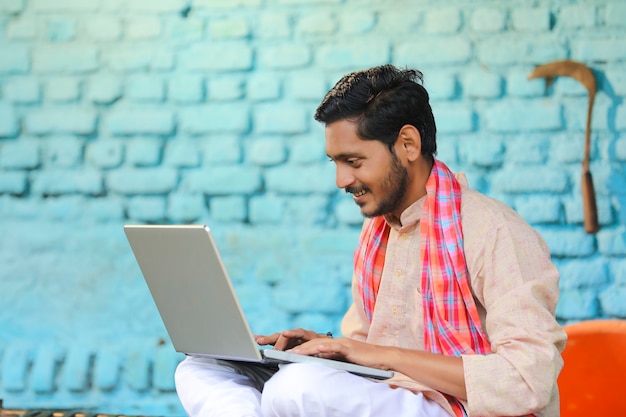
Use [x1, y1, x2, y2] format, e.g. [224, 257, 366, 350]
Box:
[314, 64, 436, 158]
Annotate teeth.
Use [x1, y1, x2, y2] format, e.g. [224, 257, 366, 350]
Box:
[353, 190, 366, 197]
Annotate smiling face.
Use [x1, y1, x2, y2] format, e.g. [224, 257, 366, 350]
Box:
[325, 119, 415, 219]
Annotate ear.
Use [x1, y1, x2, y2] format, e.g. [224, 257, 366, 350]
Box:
[396, 124, 421, 162]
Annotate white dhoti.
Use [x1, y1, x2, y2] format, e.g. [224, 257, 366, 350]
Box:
[175, 356, 450, 417]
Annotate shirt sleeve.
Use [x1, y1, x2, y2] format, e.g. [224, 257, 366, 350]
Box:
[340, 274, 370, 341]
[462, 207, 567, 416]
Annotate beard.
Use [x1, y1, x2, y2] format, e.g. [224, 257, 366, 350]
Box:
[358, 151, 409, 218]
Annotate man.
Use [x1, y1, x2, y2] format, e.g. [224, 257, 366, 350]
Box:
[175, 65, 566, 417]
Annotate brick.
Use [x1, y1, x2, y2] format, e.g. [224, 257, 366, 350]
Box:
[7, 17, 37, 39]
[166, 17, 204, 42]
[31, 345, 65, 394]
[179, 104, 250, 134]
[606, 65, 626, 96]
[424, 73, 457, 100]
[1, 344, 32, 392]
[424, 7, 461, 34]
[572, 38, 626, 62]
[0, 0, 25, 13]
[378, 11, 421, 35]
[125, 17, 162, 40]
[295, 12, 336, 36]
[45, 17, 76, 42]
[507, 68, 545, 97]
[253, 103, 307, 134]
[557, 5, 596, 29]
[85, 16, 122, 41]
[25, 108, 97, 135]
[247, 137, 286, 166]
[338, 11, 375, 35]
[616, 137, 626, 161]
[31, 169, 103, 195]
[0, 171, 27, 194]
[459, 137, 504, 167]
[302, 228, 360, 254]
[86, 74, 122, 104]
[273, 281, 344, 313]
[286, 72, 327, 100]
[0, 102, 19, 137]
[395, 38, 471, 66]
[33, 45, 98, 73]
[106, 46, 158, 72]
[255, 12, 290, 39]
[124, 349, 151, 391]
[462, 70, 502, 98]
[61, 346, 94, 392]
[203, 136, 242, 163]
[597, 227, 626, 256]
[506, 135, 547, 164]
[511, 7, 550, 31]
[469, 8, 506, 32]
[128, 196, 167, 221]
[0, 140, 40, 169]
[556, 288, 599, 320]
[535, 228, 595, 257]
[93, 348, 120, 391]
[168, 74, 205, 103]
[559, 258, 609, 290]
[289, 135, 325, 163]
[126, 75, 165, 102]
[45, 77, 81, 102]
[167, 192, 206, 222]
[431, 104, 473, 133]
[0, 44, 30, 74]
[246, 73, 281, 101]
[180, 43, 252, 71]
[265, 163, 335, 193]
[335, 198, 364, 225]
[106, 108, 174, 136]
[107, 168, 178, 194]
[514, 195, 562, 224]
[41, 136, 83, 167]
[317, 41, 389, 70]
[209, 17, 250, 39]
[486, 100, 561, 132]
[183, 166, 261, 194]
[86, 140, 124, 168]
[193, 0, 261, 8]
[207, 76, 244, 101]
[30, 0, 99, 12]
[611, 259, 626, 285]
[210, 196, 247, 221]
[606, 2, 626, 27]
[618, 105, 626, 131]
[257, 44, 311, 69]
[477, 37, 567, 65]
[84, 197, 125, 221]
[4, 77, 40, 104]
[599, 285, 626, 316]
[285, 195, 329, 225]
[126, 137, 163, 166]
[127, 0, 188, 12]
[491, 166, 568, 193]
[164, 140, 200, 167]
[249, 195, 285, 223]
[153, 347, 184, 391]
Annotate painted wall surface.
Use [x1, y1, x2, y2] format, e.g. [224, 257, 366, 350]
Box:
[1, 0, 625, 414]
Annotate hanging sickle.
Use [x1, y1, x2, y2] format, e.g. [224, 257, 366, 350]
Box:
[528, 59, 599, 234]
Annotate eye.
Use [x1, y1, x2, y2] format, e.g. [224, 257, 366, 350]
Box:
[346, 158, 362, 167]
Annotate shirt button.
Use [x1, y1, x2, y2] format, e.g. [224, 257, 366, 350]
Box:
[395, 269, 402, 277]
[392, 306, 398, 314]
[400, 233, 409, 240]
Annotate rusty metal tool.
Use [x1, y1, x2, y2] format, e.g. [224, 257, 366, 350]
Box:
[528, 59, 599, 233]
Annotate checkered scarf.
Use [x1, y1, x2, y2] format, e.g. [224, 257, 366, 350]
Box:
[354, 159, 491, 417]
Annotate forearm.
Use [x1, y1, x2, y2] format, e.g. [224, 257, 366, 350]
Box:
[382, 346, 467, 400]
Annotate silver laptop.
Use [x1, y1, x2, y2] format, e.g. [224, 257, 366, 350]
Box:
[123, 224, 393, 380]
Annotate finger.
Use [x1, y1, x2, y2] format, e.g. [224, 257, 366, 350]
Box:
[255, 332, 280, 346]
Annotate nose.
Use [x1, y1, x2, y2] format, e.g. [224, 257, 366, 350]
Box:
[335, 164, 355, 189]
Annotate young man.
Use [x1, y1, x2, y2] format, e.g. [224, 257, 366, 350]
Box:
[175, 65, 566, 417]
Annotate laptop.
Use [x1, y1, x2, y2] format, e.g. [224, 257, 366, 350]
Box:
[123, 224, 393, 380]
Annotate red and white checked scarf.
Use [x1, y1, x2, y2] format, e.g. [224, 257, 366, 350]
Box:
[354, 159, 491, 417]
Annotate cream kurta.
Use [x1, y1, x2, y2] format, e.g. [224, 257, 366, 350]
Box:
[341, 176, 566, 417]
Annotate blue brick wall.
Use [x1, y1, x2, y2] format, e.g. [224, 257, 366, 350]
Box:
[1, 0, 626, 415]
